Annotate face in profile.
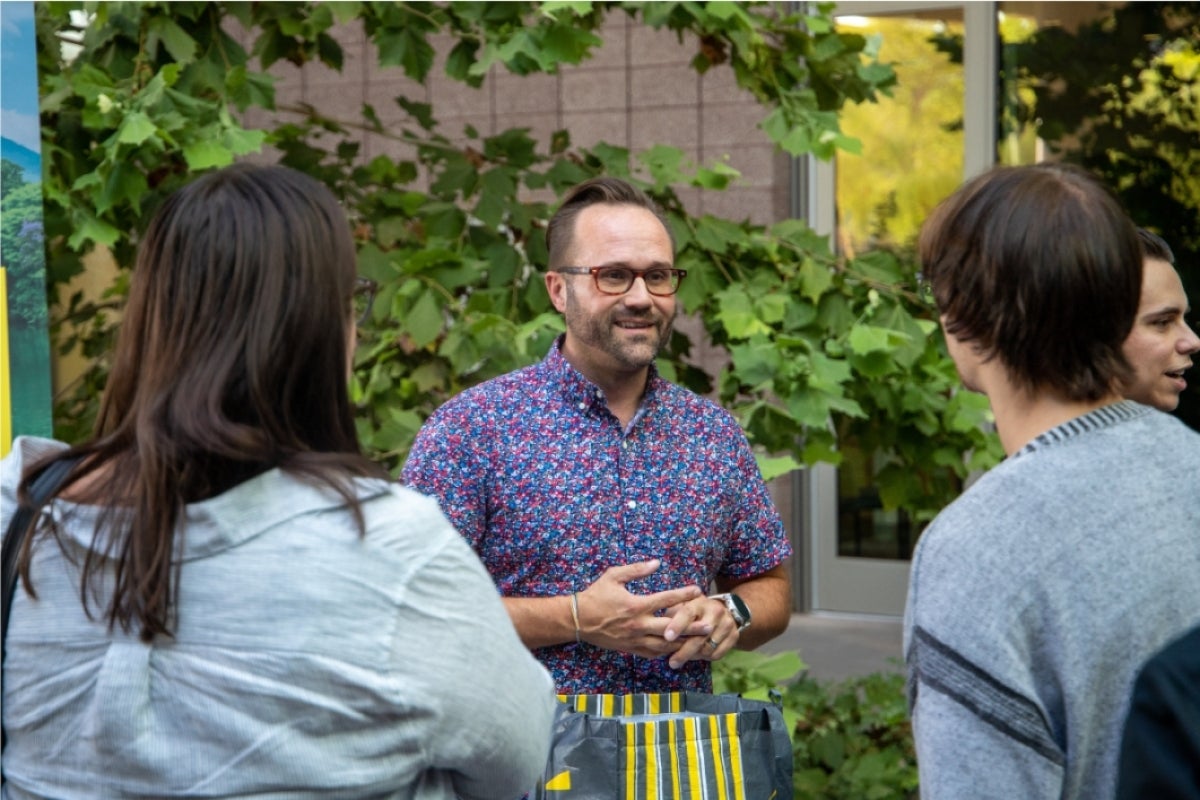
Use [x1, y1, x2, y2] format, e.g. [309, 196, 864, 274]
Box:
[1122, 257, 1200, 411]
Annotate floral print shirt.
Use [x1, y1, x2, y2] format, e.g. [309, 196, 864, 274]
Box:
[402, 337, 792, 693]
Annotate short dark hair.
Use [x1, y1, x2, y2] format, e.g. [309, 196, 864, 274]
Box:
[1137, 228, 1175, 264]
[918, 162, 1140, 402]
[545, 176, 675, 268]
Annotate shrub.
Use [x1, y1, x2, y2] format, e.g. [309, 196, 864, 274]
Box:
[714, 649, 918, 799]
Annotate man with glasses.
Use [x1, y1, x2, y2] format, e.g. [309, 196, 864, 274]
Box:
[402, 176, 792, 694]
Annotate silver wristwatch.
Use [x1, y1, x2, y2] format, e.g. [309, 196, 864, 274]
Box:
[709, 592, 751, 631]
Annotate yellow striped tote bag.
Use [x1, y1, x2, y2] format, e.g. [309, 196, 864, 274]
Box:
[535, 692, 792, 800]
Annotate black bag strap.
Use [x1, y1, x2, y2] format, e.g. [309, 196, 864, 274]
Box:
[2, 455, 81, 753]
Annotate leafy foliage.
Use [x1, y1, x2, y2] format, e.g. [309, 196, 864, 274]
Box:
[34, 1, 1001, 516]
[0, 164, 50, 329]
[934, 2, 1200, 430]
[715, 650, 918, 799]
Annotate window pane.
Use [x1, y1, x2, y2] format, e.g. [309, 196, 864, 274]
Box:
[835, 12, 964, 256]
[833, 10, 965, 560]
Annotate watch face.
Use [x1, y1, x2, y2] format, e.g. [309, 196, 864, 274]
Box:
[728, 593, 751, 627]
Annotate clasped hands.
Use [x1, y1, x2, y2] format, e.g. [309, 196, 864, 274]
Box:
[573, 558, 738, 669]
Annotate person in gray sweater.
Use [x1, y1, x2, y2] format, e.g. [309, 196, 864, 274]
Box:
[904, 163, 1200, 799]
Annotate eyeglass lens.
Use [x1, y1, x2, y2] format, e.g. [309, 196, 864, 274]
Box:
[595, 267, 682, 296]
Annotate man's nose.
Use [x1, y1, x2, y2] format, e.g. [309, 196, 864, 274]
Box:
[1179, 322, 1200, 354]
[621, 274, 655, 305]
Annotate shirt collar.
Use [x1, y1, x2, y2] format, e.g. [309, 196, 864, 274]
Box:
[542, 334, 662, 416]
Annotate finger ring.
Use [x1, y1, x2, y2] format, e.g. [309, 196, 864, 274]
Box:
[706, 638, 720, 650]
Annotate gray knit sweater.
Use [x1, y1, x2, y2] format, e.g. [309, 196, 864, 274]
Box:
[904, 401, 1200, 799]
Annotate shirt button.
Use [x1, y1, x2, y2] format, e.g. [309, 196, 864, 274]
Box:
[626, 500, 637, 510]
[578, 402, 586, 410]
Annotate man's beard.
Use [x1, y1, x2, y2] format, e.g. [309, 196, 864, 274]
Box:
[563, 284, 676, 371]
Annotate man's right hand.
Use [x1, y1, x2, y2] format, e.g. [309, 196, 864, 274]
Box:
[574, 559, 706, 658]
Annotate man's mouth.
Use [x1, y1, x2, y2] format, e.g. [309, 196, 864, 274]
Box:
[1165, 365, 1192, 388]
[615, 319, 655, 330]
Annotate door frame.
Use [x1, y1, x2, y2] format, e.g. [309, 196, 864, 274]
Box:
[795, 0, 997, 615]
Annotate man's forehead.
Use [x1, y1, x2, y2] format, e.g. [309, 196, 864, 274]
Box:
[571, 205, 673, 255]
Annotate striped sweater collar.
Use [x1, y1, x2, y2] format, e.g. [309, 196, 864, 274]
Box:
[1014, 400, 1150, 459]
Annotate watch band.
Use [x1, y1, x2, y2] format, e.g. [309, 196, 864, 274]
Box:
[709, 592, 751, 631]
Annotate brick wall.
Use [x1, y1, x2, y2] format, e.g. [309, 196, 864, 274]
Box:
[241, 17, 790, 225]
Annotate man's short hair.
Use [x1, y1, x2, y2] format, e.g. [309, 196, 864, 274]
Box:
[1137, 228, 1175, 265]
[545, 176, 675, 268]
[918, 162, 1140, 402]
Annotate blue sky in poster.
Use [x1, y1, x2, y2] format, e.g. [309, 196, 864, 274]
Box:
[1, 1, 41, 153]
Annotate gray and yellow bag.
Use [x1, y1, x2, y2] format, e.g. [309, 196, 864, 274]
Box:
[535, 692, 793, 800]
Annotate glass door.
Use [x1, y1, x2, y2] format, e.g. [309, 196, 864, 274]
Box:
[805, 1, 996, 615]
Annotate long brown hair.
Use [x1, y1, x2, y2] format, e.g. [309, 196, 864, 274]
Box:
[17, 164, 385, 641]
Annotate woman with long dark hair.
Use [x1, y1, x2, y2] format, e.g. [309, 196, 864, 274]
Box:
[1, 164, 555, 798]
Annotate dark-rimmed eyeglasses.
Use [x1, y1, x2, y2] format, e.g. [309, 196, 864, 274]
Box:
[555, 266, 687, 297]
[354, 277, 378, 325]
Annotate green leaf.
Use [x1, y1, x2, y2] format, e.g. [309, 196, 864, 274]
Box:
[149, 16, 197, 63]
[96, 162, 149, 216]
[705, 2, 750, 23]
[852, 249, 906, 284]
[802, 432, 842, 465]
[639, 144, 686, 187]
[798, 257, 833, 304]
[811, 731, 847, 769]
[787, 389, 831, 428]
[849, 350, 896, 378]
[67, 213, 121, 250]
[757, 454, 802, 482]
[716, 289, 771, 339]
[946, 390, 994, 433]
[224, 126, 266, 156]
[183, 140, 234, 170]
[408, 362, 447, 393]
[693, 215, 745, 254]
[404, 289, 444, 348]
[537, 23, 602, 66]
[757, 293, 788, 325]
[729, 340, 782, 386]
[848, 323, 905, 355]
[375, 25, 435, 80]
[808, 352, 852, 390]
[445, 39, 481, 83]
[115, 111, 158, 145]
[330, 2, 362, 24]
[539, 1, 594, 16]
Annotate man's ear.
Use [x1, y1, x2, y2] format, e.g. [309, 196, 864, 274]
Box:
[545, 271, 568, 313]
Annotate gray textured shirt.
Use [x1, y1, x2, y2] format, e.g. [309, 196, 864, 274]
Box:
[1, 436, 556, 799]
[905, 401, 1200, 799]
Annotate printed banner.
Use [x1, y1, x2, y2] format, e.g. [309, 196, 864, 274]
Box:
[1, 0, 53, 455]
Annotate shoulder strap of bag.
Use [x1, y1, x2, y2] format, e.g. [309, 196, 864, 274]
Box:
[2, 456, 79, 643]
[2, 455, 81, 753]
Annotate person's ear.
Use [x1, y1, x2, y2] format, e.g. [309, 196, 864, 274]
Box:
[546, 271, 568, 313]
